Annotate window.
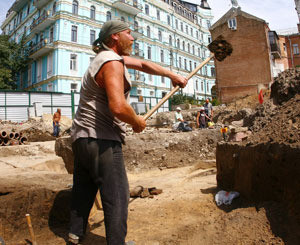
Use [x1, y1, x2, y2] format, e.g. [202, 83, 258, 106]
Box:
[47, 53, 53, 77]
[71, 83, 78, 92]
[160, 50, 164, 62]
[228, 18, 237, 30]
[27, 4, 30, 15]
[180, 22, 183, 31]
[147, 26, 150, 38]
[53, 2, 56, 14]
[24, 26, 27, 35]
[211, 67, 216, 77]
[194, 62, 197, 69]
[182, 41, 185, 51]
[19, 11, 23, 23]
[50, 27, 54, 42]
[90, 6, 95, 19]
[70, 54, 77, 70]
[149, 74, 153, 82]
[37, 59, 42, 82]
[198, 48, 200, 57]
[28, 64, 32, 86]
[145, 4, 149, 15]
[208, 36, 211, 43]
[161, 77, 165, 83]
[196, 30, 199, 39]
[169, 35, 172, 46]
[175, 19, 178, 29]
[177, 39, 180, 48]
[207, 82, 209, 92]
[150, 90, 154, 96]
[184, 59, 187, 70]
[185, 25, 188, 33]
[293, 44, 299, 55]
[134, 21, 138, 31]
[137, 89, 142, 95]
[196, 80, 198, 91]
[47, 83, 53, 92]
[207, 20, 211, 28]
[133, 0, 138, 7]
[190, 28, 193, 37]
[201, 81, 204, 91]
[179, 57, 182, 68]
[72, 0, 78, 15]
[147, 46, 151, 59]
[187, 43, 190, 53]
[71, 25, 77, 42]
[192, 45, 195, 55]
[106, 11, 111, 21]
[189, 61, 192, 71]
[158, 30, 162, 42]
[90, 30, 95, 45]
[157, 10, 160, 20]
[121, 16, 125, 22]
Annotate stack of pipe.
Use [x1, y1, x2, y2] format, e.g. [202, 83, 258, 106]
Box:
[0, 131, 27, 146]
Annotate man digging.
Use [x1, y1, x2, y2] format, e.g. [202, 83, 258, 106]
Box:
[68, 20, 187, 245]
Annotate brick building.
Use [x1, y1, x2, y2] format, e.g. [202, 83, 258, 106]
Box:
[209, 7, 273, 103]
[285, 33, 300, 68]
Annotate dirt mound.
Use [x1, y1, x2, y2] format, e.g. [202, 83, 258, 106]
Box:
[271, 68, 300, 105]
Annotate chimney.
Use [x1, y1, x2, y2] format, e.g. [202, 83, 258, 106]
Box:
[200, 0, 211, 10]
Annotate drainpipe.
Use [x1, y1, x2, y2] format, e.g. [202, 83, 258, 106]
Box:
[288, 35, 294, 68]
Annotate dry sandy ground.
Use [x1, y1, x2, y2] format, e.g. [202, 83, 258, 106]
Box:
[0, 141, 289, 245]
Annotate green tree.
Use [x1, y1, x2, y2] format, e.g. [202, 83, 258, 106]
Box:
[0, 34, 30, 90]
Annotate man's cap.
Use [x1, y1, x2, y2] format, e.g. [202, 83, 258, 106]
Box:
[93, 20, 130, 46]
[176, 107, 182, 111]
[200, 107, 204, 110]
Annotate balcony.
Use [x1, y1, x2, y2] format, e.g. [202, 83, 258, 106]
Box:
[270, 43, 281, 59]
[112, 0, 142, 15]
[131, 48, 144, 59]
[27, 10, 56, 40]
[33, 0, 49, 9]
[129, 71, 145, 85]
[11, 0, 27, 12]
[29, 38, 54, 59]
[131, 26, 143, 39]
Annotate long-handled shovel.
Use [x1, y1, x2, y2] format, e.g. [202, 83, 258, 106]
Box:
[143, 36, 233, 120]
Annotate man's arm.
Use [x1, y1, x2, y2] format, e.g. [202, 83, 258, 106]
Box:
[123, 56, 188, 88]
[196, 112, 200, 127]
[96, 60, 146, 133]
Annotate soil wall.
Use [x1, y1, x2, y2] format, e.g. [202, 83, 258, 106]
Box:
[216, 142, 300, 224]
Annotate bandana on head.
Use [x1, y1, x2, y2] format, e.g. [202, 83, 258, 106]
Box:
[93, 20, 130, 50]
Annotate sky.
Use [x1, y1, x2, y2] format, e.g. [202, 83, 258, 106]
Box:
[0, 0, 298, 32]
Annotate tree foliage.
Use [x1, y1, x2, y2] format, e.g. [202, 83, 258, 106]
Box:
[0, 34, 30, 90]
[170, 93, 201, 106]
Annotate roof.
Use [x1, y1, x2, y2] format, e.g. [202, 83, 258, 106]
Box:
[210, 7, 266, 31]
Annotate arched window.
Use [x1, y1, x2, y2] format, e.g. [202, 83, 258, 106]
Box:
[184, 59, 187, 70]
[198, 48, 200, 57]
[147, 26, 150, 38]
[175, 19, 178, 29]
[179, 57, 182, 68]
[185, 25, 188, 33]
[192, 45, 195, 55]
[182, 41, 185, 51]
[169, 35, 172, 46]
[145, 4, 149, 15]
[106, 11, 111, 21]
[90, 6, 95, 19]
[201, 81, 204, 91]
[196, 79, 198, 91]
[189, 60, 192, 71]
[167, 15, 170, 25]
[180, 22, 183, 31]
[157, 10, 160, 20]
[53, 2, 57, 14]
[160, 50, 164, 62]
[158, 30, 162, 42]
[177, 38, 180, 48]
[148, 46, 151, 59]
[72, 0, 78, 15]
[121, 16, 125, 22]
[187, 43, 190, 53]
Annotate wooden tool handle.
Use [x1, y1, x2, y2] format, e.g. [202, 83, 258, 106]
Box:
[143, 54, 214, 120]
[26, 214, 38, 245]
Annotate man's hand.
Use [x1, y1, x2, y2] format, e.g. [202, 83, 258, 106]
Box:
[169, 73, 188, 88]
[132, 116, 146, 133]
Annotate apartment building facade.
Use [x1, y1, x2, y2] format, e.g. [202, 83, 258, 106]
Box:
[1, 0, 215, 101]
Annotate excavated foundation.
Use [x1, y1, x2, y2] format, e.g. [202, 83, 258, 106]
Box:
[216, 142, 300, 224]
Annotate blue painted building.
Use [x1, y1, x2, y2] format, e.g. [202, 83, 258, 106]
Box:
[1, 0, 215, 100]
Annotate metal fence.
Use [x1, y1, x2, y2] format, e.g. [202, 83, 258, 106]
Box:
[0, 91, 170, 122]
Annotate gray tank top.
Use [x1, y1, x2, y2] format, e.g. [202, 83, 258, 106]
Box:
[71, 49, 132, 143]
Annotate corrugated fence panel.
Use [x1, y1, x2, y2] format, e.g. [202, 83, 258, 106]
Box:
[6, 92, 29, 106]
[53, 107, 72, 119]
[53, 94, 71, 106]
[31, 93, 52, 106]
[74, 93, 80, 105]
[0, 93, 5, 106]
[0, 108, 5, 120]
[6, 107, 28, 122]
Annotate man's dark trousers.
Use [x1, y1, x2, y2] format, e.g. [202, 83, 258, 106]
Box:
[70, 138, 129, 245]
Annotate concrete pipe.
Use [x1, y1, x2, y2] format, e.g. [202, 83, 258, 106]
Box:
[0, 138, 2, 146]
[19, 137, 28, 145]
[14, 132, 20, 139]
[2, 138, 10, 146]
[9, 132, 15, 139]
[1, 131, 7, 138]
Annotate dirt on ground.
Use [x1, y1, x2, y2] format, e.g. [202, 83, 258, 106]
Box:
[1, 68, 300, 244]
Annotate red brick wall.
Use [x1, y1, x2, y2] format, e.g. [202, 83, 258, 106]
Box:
[210, 15, 272, 103]
[285, 34, 300, 68]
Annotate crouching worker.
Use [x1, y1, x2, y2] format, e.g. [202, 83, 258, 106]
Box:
[68, 20, 187, 245]
[173, 107, 192, 132]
